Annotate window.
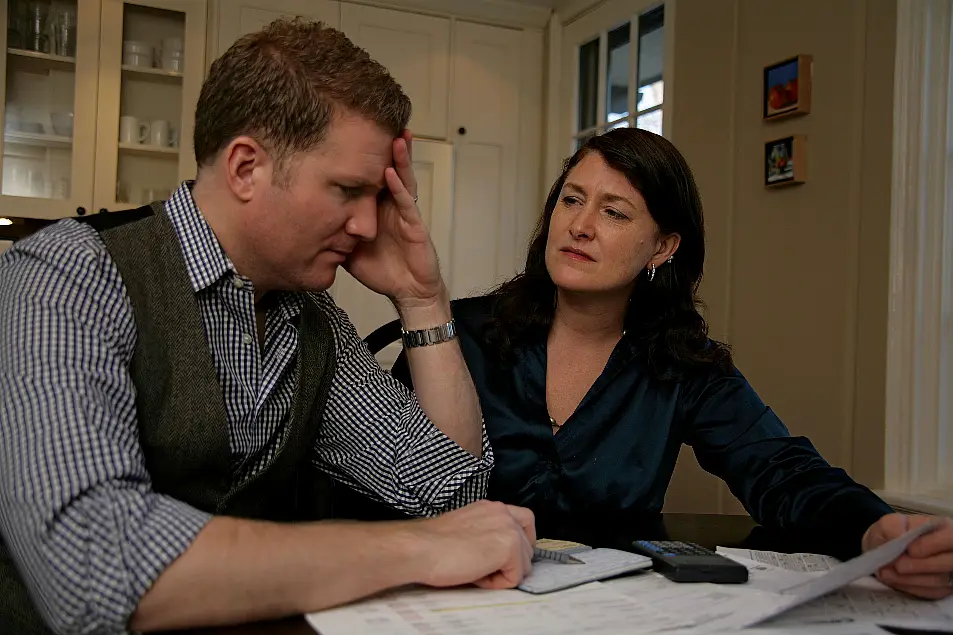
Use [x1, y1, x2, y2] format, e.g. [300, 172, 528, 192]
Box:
[572, 6, 664, 152]
[881, 0, 953, 515]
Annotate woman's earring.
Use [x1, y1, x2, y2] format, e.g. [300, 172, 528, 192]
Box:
[667, 256, 674, 264]
[648, 263, 656, 282]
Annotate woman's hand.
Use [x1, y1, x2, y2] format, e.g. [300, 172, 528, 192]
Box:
[862, 513, 953, 599]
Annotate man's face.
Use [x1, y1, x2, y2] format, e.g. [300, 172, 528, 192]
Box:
[245, 113, 394, 292]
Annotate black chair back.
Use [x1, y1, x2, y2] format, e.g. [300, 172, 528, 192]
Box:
[362, 319, 412, 390]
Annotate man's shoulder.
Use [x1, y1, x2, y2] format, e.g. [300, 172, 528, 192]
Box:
[0, 218, 133, 344]
[1, 218, 111, 280]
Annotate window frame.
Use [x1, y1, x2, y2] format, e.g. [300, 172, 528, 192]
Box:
[879, 0, 953, 515]
[561, 1, 670, 157]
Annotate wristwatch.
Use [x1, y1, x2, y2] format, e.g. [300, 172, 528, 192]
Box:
[401, 319, 458, 348]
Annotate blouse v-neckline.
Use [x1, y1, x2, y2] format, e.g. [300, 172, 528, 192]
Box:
[538, 337, 635, 438]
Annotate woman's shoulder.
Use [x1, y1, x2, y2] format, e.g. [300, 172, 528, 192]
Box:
[449, 294, 500, 328]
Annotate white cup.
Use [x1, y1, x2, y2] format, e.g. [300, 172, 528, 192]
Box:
[122, 40, 153, 67]
[119, 116, 149, 144]
[161, 52, 183, 73]
[148, 119, 172, 147]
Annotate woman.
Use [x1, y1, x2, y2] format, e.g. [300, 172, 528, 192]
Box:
[428, 128, 952, 599]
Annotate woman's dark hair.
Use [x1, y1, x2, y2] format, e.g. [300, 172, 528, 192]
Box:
[489, 128, 733, 380]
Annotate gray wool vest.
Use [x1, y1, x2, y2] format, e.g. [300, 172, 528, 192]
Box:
[1, 202, 337, 634]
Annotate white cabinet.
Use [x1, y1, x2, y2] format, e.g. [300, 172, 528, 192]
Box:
[93, 0, 206, 214]
[0, 0, 207, 220]
[340, 4, 449, 140]
[1, 0, 100, 218]
[448, 20, 523, 298]
[212, 0, 340, 59]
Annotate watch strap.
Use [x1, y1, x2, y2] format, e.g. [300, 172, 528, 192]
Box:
[401, 319, 457, 348]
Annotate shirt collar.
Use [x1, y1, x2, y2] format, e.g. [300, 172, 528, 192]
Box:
[164, 181, 239, 293]
[163, 181, 306, 321]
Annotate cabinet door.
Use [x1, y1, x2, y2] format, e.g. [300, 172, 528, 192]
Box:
[0, 0, 100, 219]
[329, 139, 453, 370]
[93, 0, 206, 213]
[448, 21, 522, 299]
[340, 4, 449, 140]
[215, 0, 340, 58]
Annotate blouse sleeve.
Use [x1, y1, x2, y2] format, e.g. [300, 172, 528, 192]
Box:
[680, 366, 892, 546]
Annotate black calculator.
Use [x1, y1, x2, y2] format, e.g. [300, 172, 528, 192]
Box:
[630, 540, 749, 583]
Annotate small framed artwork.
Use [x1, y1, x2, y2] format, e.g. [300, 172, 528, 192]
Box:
[763, 55, 812, 120]
[765, 135, 806, 188]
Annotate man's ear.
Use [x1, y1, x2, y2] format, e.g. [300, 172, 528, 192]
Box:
[650, 232, 681, 269]
[224, 136, 268, 202]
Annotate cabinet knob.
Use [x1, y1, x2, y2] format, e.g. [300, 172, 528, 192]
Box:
[458, 126, 467, 135]
[76, 207, 86, 216]
[99, 208, 108, 214]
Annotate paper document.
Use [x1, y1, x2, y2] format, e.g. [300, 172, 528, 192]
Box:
[518, 548, 652, 594]
[722, 554, 953, 630]
[766, 578, 953, 631]
[716, 546, 839, 572]
[607, 570, 792, 633]
[306, 582, 693, 635]
[776, 518, 942, 603]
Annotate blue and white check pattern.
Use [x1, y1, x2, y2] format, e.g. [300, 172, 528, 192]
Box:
[0, 182, 492, 634]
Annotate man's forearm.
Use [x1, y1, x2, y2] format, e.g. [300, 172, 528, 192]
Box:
[131, 516, 428, 632]
[397, 293, 483, 456]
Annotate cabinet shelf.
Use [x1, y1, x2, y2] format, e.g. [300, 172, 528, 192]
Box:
[121, 65, 183, 84]
[7, 48, 76, 73]
[118, 142, 179, 157]
[4, 131, 73, 149]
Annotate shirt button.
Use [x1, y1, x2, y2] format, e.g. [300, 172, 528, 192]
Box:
[232, 277, 245, 289]
[242, 333, 254, 345]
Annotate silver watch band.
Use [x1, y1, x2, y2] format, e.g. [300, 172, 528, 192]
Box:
[401, 318, 457, 348]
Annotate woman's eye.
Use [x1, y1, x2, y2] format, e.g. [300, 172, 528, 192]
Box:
[562, 195, 581, 206]
[606, 208, 629, 220]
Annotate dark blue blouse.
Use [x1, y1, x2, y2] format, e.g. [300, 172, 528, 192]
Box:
[421, 295, 892, 544]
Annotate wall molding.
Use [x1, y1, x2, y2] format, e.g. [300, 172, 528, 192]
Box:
[348, 0, 552, 29]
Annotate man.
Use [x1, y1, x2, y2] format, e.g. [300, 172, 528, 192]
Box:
[0, 19, 534, 635]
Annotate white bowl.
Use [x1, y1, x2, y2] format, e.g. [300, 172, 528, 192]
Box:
[51, 112, 73, 137]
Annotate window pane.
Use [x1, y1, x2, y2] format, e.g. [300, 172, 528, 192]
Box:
[578, 38, 599, 131]
[605, 23, 630, 123]
[637, 110, 662, 136]
[609, 118, 629, 130]
[637, 6, 664, 114]
[639, 80, 664, 111]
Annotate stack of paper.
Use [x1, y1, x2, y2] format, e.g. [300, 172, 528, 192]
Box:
[305, 519, 953, 635]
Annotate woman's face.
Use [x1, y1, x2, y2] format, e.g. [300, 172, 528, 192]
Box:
[545, 152, 678, 296]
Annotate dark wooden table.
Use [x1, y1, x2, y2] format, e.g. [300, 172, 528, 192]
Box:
[170, 512, 947, 635]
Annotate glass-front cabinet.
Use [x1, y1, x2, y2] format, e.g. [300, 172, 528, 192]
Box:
[93, 0, 204, 213]
[0, 0, 205, 220]
[1, 0, 98, 218]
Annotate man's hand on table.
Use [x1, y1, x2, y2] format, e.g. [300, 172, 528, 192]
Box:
[410, 500, 536, 590]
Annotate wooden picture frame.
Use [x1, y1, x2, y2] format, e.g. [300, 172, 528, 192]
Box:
[763, 55, 812, 120]
[765, 135, 807, 188]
